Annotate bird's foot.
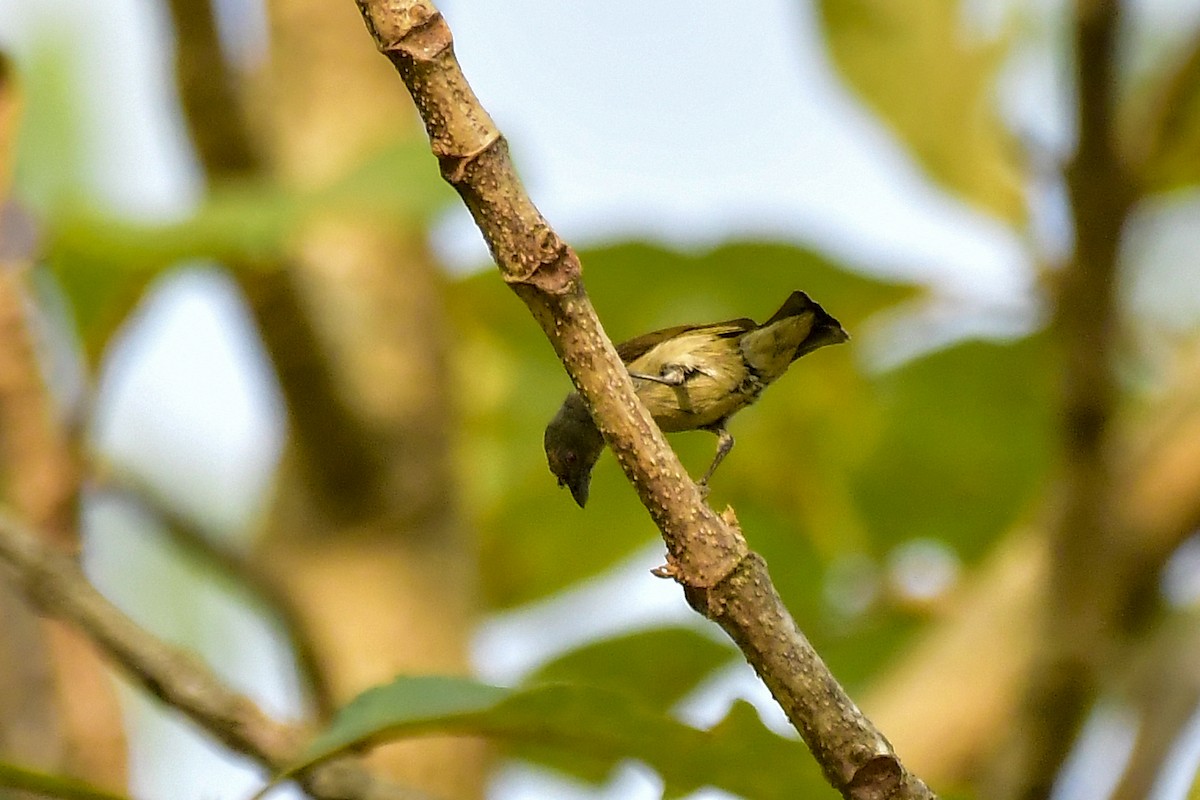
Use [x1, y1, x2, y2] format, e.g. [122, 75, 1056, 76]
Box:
[629, 363, 701, 387]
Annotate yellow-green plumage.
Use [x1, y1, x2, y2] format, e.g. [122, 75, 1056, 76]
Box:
[544, 291, 847, 507]
[626, 325, 755, 431]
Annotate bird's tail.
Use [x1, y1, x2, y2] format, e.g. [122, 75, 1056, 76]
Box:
[762, 291, 849, 362]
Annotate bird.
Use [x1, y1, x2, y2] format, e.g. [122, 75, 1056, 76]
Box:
[544, 290, 848, 507]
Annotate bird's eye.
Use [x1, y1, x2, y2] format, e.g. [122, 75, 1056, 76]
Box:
[564, 452, 577, 466]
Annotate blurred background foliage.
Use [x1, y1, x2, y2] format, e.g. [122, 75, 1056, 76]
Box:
[2, 1, 1200, 800]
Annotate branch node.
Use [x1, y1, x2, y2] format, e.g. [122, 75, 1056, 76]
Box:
[357, 0, 445, 57]
[435, 132, 502, 184]
[503, 238, 580, 295]
[682, 552, 750, 616]
[847, 753, 904, 800]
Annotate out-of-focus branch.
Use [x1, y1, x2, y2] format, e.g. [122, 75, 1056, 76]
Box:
[0, 505, 299, 762]
[1110, 614, 1200, 800]
[996, 2, 1139, 798]
[166, 0, 256, 176]
[0, 507, 436, 800]
[350, 3, 933, 798]
[0, 79, 78, 553]
[169, 0, 480, 793]
[166, 0, 385, 520]
[0, 54, 128, 791]
[87, 459, 335, 719]
[163, 0, 378, 723]
[0, 256, 73, 786]
[867, 379, 1200, 786]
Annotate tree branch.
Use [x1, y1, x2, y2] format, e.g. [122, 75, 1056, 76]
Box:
[998, 1, 1138, 797]
[351, 3, 934, 797]
[0, 55, 131, 788]
[0, 507, 436, 800]
[865, 374, 1200, 786]
[167, 0, 482, 793]
[87, 458, 335, 720]
[165, 0, 390, 522]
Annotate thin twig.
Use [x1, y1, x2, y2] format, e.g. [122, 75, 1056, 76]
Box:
[87, 458, 335, 720]
[0, 507, 437, 800]
[351, 3, 934, 797]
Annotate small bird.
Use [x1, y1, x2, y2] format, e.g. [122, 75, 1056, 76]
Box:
[544, 291, 848, 507]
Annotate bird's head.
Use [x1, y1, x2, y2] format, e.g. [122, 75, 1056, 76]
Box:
[543, 394, 605, 508]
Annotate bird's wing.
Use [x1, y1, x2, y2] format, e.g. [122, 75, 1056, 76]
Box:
[616, 318, 756, 364]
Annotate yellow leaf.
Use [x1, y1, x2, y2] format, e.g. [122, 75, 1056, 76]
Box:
[818, 0, 1027, 222]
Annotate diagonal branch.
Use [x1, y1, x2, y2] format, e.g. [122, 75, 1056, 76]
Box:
[351, 3, 935, 798]
[87, 458, 334, 720]
[0, 508, 436, 800]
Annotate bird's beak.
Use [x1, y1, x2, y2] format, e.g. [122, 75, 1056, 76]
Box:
[566, 476, 590, 508]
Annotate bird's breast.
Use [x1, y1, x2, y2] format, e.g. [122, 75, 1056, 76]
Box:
[626, 329, 762, 432]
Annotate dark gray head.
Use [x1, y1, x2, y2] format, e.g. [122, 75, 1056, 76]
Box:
[543, 393, 605, 507]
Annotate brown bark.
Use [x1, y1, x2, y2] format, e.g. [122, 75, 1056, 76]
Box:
[350, 3, 934, 797]
[0, 55, 128, 792]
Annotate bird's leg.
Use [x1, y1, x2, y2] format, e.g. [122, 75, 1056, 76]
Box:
[628, 363, 690, 386]
[698, 422, 734, 488]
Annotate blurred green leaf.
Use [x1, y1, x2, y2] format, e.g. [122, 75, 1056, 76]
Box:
[525, 627, 735, 708]
[850, 335, 1054, 561]
[43, 137, 448, 362]
[0, 760, 132, 800]
[454, 237, 1051, 701]
[50, 138, 446, 272]
[11, 39, 86, 212]
[42, 248, 159, 366]
[449, 240, 915, 609]
[282, 675, 829, 799]
[817, 0, 1026, 222]
[1128, 38, 1200, 190]
[519, 628, 736, 784]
